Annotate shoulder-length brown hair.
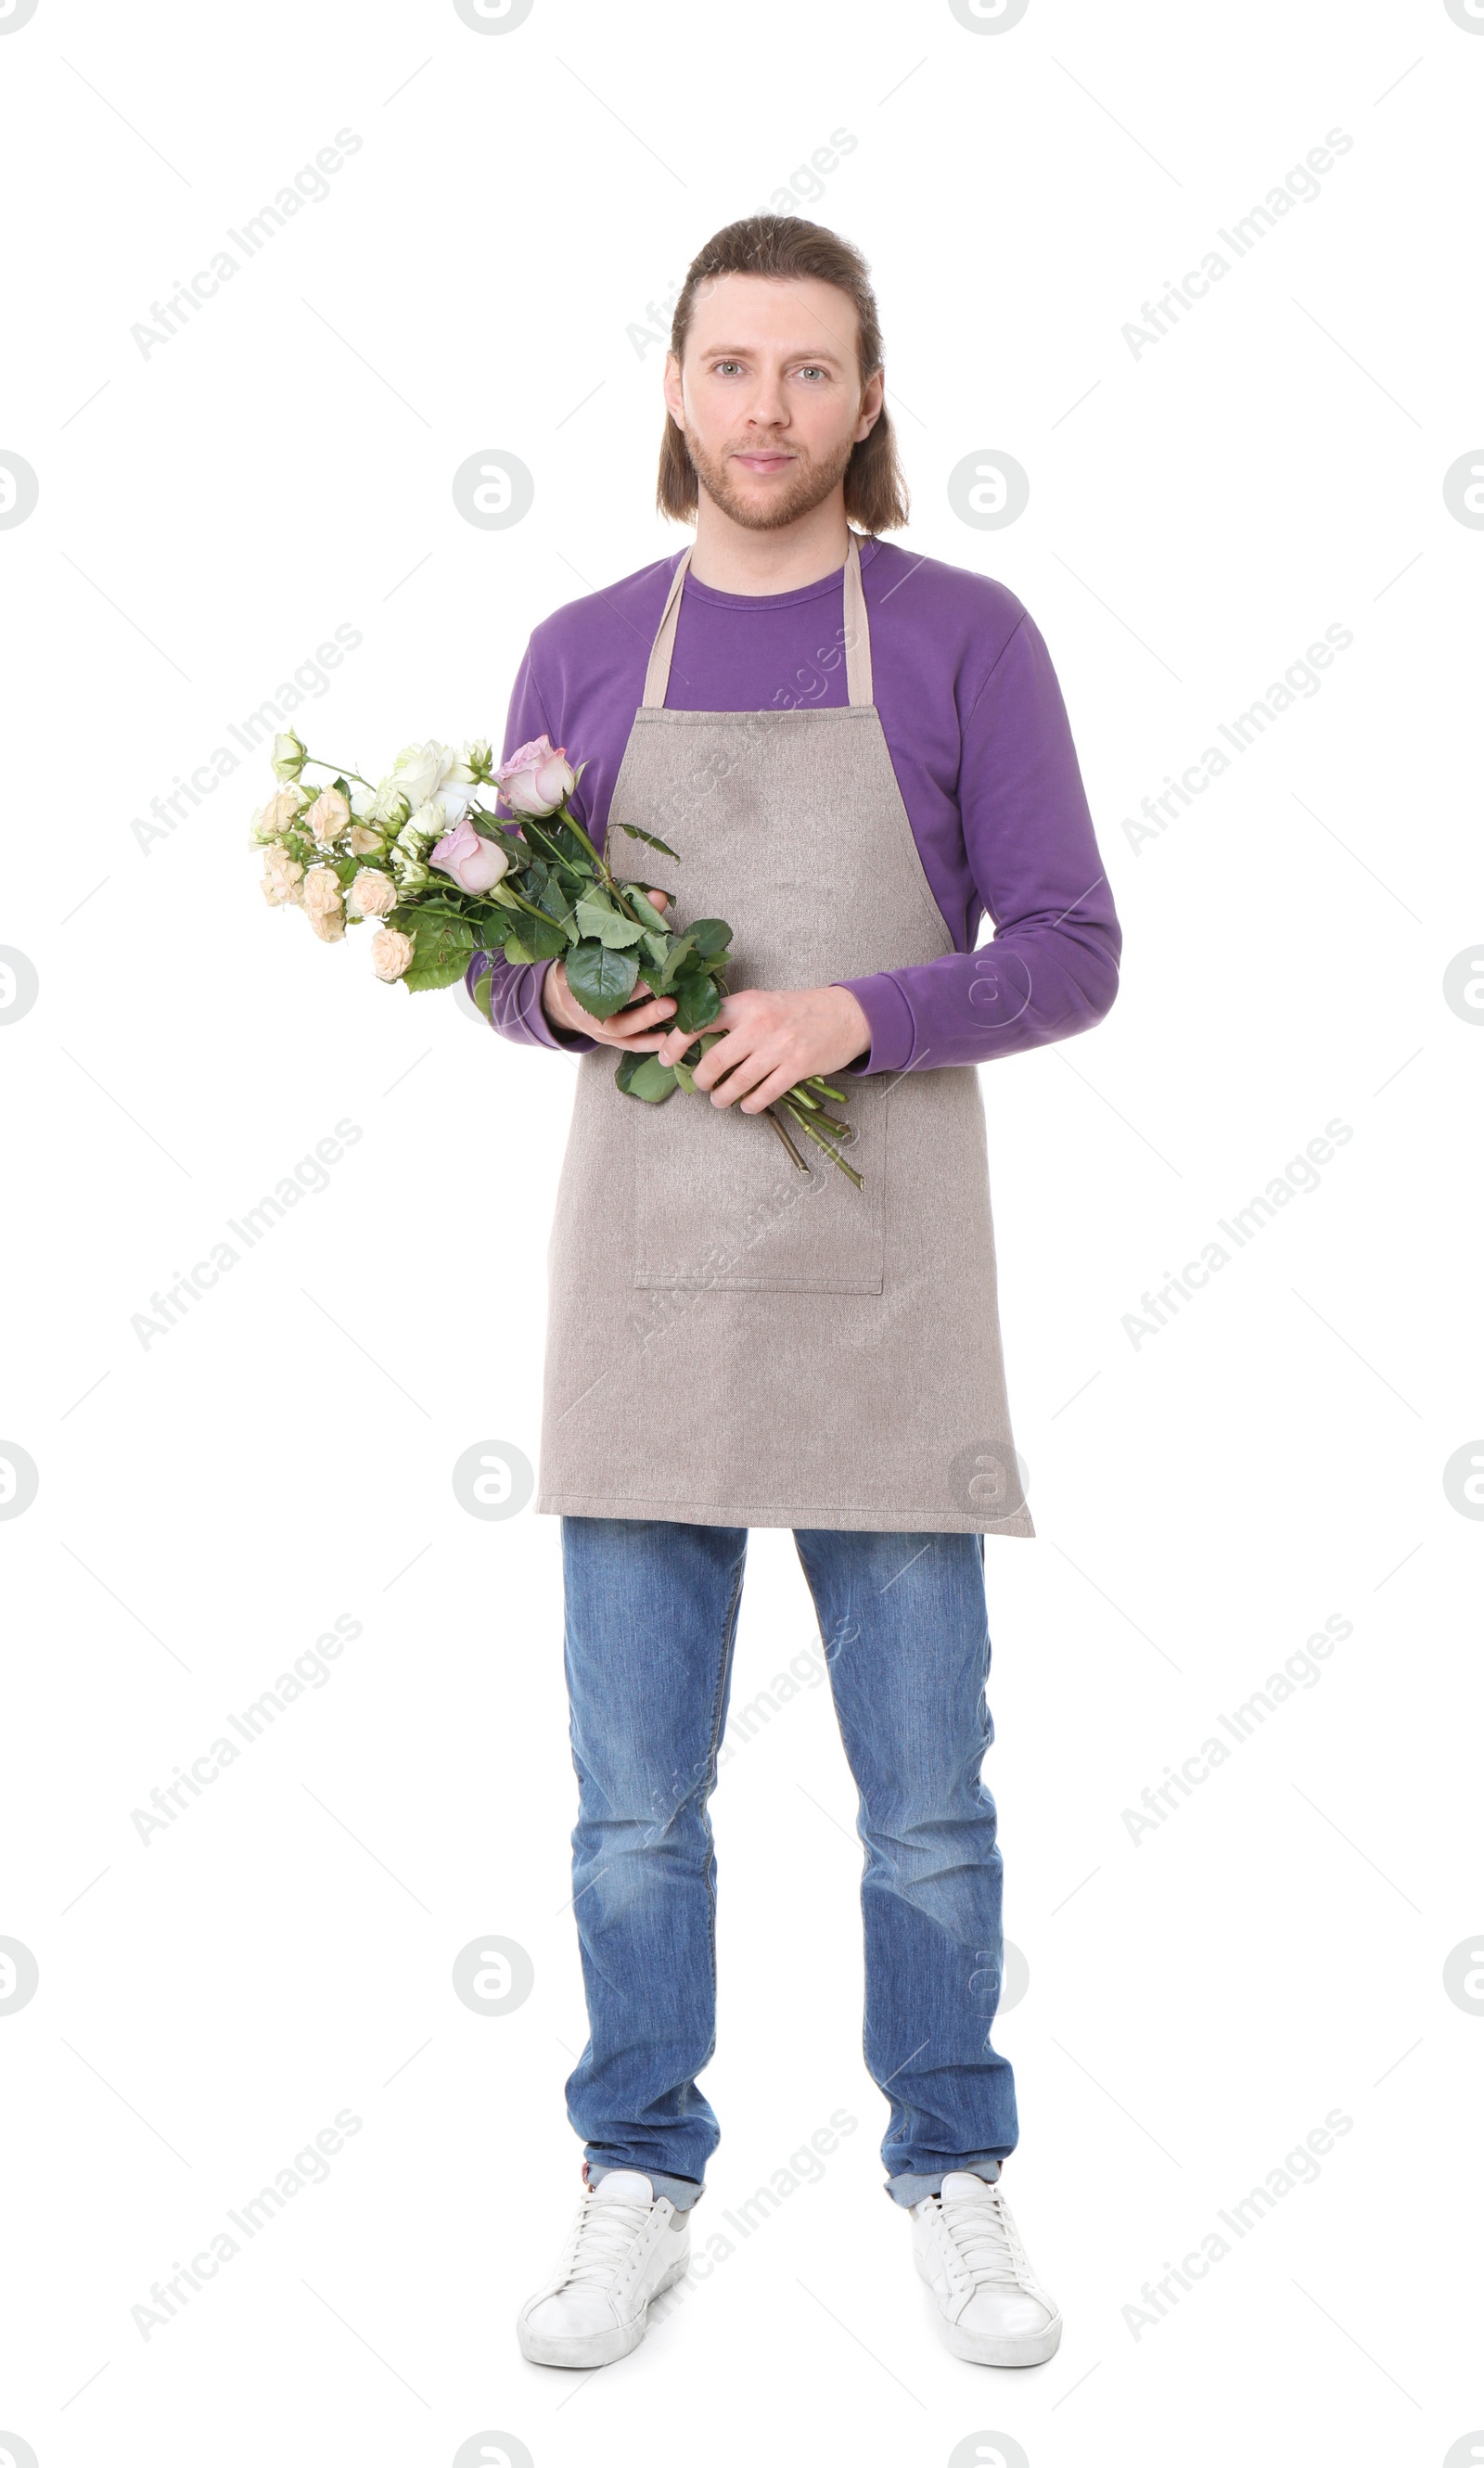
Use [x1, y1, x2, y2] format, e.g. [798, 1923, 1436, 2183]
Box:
[656, 215, 909, 534]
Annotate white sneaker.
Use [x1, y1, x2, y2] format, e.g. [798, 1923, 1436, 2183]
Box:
[517, 2170, 691, 2369]
[911, 2170, 1063, 2367]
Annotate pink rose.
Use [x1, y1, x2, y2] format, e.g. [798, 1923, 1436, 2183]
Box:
[429, 812, 511, 894]
[494, 734, 576, 818]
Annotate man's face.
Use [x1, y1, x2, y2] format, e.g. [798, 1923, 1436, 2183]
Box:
[664, 273, 884, 532]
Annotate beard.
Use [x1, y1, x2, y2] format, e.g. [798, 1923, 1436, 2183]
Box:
[684, 424, 857, 532]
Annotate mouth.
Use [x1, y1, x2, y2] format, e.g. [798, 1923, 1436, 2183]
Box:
[731, 450, 796, 476]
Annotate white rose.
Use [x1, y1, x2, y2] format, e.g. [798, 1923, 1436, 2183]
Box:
[390, 741, 453, 809]
[271, 730, 307, 780]
[447, 738, 493, 785]
[350, 867, 396, 917]
[405, 799, 447, 844]
[371, 927, 416, 982]
[368, 777, 412, 826]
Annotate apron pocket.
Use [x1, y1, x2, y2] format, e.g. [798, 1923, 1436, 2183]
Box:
[631, 1072, 888, 1295]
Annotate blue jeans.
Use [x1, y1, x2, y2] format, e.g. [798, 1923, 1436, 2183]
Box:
[560, 1517, 1017, 2209]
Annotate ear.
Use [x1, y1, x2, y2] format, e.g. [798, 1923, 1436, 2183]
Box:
[662, 349, 685, 428]
[854, 364, 886, 443]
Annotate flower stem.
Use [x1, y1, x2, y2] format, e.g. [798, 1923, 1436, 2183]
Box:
[765, 1106, 811, 1171]
[306, 758, 375, 789]
[781, 1100, 864, 1189]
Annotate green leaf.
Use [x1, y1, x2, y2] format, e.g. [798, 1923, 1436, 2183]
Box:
[613, 822, 680, 861]
[403, 952, 473, 993]
[521, 814, 590, 871]
[574, 891, 645, 949]
[615, 1050, 680, 1103]
[687, 916, 732, 958]
[502, 913, 570, 963]
[671, 972, 723, 1032]
[641, 930, 671, 969]
[565, 939, 640, 1019]
[656, 932, 696, 989]
[412, 915, 476, 956]
[620, 885, 673, 937]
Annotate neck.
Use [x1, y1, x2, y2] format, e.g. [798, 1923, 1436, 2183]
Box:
[685, 488, 852, 594]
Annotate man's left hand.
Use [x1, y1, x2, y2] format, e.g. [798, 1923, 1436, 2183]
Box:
[655, 983, 872, 1113]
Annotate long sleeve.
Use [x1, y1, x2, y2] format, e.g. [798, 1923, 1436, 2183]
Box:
[835, 612, 1120, 1074]
[464, 653, 598, 1055]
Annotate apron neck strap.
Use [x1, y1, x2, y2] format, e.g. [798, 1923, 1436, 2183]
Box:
[640, 529, 874, 710]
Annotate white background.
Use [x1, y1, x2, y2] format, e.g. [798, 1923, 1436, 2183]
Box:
[2, 2, 1480, 2462]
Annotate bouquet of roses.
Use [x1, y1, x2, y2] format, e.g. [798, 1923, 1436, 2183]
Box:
[249, 728, 861, 1185]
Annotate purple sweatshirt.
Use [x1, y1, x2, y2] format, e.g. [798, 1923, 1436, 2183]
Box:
[466, 536, 1120, 1075]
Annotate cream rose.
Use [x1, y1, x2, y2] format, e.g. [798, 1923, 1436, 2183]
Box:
[370, 927, 415, 982]
[304, 786, 351, 847]
[259, 786, 308, 837]
[261, 846, 304, 905]
[302, 864, 345, 936]
[350, 867, 396, 917]
[271, 730, 307, 781]
[347, 824, 385, 857]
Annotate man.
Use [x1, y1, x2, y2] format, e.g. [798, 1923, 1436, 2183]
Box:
[467, 214, 1120, 2372]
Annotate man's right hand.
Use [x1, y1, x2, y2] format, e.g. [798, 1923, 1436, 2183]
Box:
[540, 889, 680, 1052]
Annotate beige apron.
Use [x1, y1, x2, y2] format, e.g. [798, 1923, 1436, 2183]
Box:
[536, 531, 1033, 1538]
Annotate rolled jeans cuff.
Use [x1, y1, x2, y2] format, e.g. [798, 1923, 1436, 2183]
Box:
[885, 2156, 1002, 2207]
[584, 2159, 706, 2212]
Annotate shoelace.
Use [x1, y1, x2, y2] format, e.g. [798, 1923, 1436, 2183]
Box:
[559, 2193, 655, 2289]
[936, 2186, 1029, 2290]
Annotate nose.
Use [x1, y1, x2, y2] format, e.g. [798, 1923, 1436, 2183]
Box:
[743, 367, 789, 430]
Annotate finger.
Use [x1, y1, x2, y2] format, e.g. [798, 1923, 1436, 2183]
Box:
[658, 997, 741, 1071]
[675, 1024, 744, 1082]
[737, 1067, 801, 1115]
[708, 1051, 776, 1108]
[606, 993, 677, 1036]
